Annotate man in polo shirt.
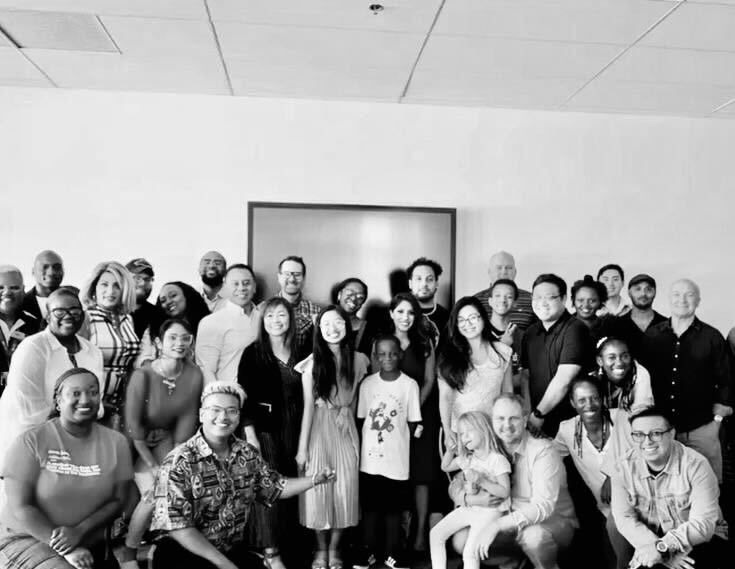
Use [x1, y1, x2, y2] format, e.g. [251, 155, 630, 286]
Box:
[195, 264, 260, 384]
[125, 258, 157, 340]
[522, 274, 594, 437]
[20, 250, 65, 328]
[474, 251, 535, 331]
[610, 274, 666, 359]
[151, 382, 335, 569]
[271, 255, 321, 347]
[639, 279, 732, 483]
[199, 251, 228, 313]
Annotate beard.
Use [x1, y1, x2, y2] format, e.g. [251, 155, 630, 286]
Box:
[631, 297, 653, 310]
[201, 274, 224, 288]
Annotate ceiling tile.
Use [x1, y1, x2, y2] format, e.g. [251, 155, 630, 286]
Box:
[0, 1, 207, 19]
[209, 0, 442, 33]
[416, 35, 623, 80]
[602, 46, 735, 86]
[0, 10, 117, 52]
[0, 46, 51, 86]
[641, 3, 735, 51]
[566, 79, 735, 115]
[99, 16, 219, 56]
[25, 48, 229, 94]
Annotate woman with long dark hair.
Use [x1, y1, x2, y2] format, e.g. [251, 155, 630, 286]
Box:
[438, 297, 512, 449]
[237, 297, 310, 569]
[296, 306, 370, 569]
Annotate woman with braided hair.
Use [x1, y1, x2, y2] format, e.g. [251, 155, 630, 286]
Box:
[592, 336, 653, 413]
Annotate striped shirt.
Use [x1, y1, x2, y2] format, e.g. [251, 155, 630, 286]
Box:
[474, 287, 536, 331]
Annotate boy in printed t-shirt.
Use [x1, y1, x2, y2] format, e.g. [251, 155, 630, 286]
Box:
[356, 334, 422, 569]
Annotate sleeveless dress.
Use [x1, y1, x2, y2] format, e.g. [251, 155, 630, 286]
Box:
[298, 352, 370, 530]
[450, 342, 512, 432]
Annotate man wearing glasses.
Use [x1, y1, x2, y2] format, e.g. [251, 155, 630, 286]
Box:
[125, 258, 157, 340]
[0, 287, 103, 471]
[272, 255, 321, 347]
[611, 406, 722, 569]
[521, 274, 594, 437]
[151, 382, 336, 569]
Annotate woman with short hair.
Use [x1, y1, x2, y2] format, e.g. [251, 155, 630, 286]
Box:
[571, 275, 613, 346]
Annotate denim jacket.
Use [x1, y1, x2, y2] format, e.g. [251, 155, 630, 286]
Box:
[611, 440, 721, 552]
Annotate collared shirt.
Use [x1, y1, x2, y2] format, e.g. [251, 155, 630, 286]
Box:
[201, 289, 228, 313]
[475, 287, 536, 331]
[264, 292, 321, 347]
[151, 429, 285, 553]
[640, 317, 731, 433]
[0, 311, 40, 376]
[522, 310, 594, 435]
[195, 301, 261, 384]
[0, 329, 104, 471]
[611, 310, 667, 359]
[507, 433, 577, 531]
[611, 440, 721, 552]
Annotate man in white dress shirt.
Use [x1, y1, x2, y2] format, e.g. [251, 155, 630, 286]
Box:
[199, 250, 228, 312]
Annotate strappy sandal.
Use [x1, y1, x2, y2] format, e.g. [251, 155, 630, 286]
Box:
[311, 551, 329, 569]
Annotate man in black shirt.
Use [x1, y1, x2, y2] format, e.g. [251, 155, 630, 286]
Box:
[126, 258, 156, 340]
[406, 257, 450, 343]
[640, 278, 732, 482]
[611, 273, 666, 358]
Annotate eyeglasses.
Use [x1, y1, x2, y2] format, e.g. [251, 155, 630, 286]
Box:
[203, 406, 240, 418]
[341, 289, 366, 301]
[457, 313, 482, 327]
[630, 428, 673, 443]
[133, 275, 153, 284]
[50, 307, 84, 319]
[532, 295, 561, 303]
[163, 333, 193, 346]
[280, 271, 303, 280]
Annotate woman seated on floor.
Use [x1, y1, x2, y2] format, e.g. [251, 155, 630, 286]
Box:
[0, 367, 133, 569]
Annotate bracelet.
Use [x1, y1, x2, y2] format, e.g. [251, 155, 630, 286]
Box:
[311, 472, 319, 487]
[463, 492, 468, 507]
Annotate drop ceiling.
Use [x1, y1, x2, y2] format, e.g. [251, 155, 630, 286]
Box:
[1, 0, 734, 118]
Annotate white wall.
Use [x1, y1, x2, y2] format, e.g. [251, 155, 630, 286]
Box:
[1, 86, 733, 333]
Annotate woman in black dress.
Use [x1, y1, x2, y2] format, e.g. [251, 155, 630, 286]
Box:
[238, 296, 310, 569]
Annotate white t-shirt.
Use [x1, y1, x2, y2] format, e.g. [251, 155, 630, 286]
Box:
[457, 452, 512, 512]
[357, 372, 421, 481]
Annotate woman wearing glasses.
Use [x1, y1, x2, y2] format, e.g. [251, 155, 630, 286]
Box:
[119, 318, 203, 568]
[80, 261, 141, 430]
[438, 297, 513, 449]
[0, 288, 103, 474]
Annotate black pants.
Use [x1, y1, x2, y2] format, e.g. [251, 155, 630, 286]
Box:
[151, 538, 263, 569]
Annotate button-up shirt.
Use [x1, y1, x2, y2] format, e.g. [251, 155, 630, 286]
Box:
[201, 289, 228, 313]
[195, 301, 261, 384]
[640, 318, 731, 433]
[611, 440, 721, 552]
[151, 429, 285, 553]
[475, 287, 536, 331]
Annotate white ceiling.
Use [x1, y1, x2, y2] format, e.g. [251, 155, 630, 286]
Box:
[1, 0, 734, 118]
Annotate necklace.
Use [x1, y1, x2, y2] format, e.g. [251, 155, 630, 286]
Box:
[153, 359, 183, 395]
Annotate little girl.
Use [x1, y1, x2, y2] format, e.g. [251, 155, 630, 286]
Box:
[296, 306, 370, 569]
[429, 410, 511, 569]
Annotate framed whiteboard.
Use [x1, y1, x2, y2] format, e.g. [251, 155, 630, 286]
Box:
[247, 202, 456, 313]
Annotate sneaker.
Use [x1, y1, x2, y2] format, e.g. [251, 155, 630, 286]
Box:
[384, 555, 410, 569]
[352, 549, 376, 569]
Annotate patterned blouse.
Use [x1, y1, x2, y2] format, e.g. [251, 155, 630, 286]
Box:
[86, 306, 140, 408]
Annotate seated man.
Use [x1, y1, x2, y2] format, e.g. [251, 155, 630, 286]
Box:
[150, 382, 335, 569]
[610, 406, 723, 568]
[449, 394, 577, 569]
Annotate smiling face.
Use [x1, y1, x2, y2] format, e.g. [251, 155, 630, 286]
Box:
[94, 271, 122, 311]
[319, 309, 347, 344]
[0, 270, 24, 317]
[490, 283, 516, 317]
[199, 251, 226, 287]
[263, 303, 290, 338]
[574, 286, 601, 322]
[631, 415, 674, 468]
[599, 269, 623, 299]
[375, 338, 401, 373]
[159, 284, 187, 318]
[570, 381, 602, 423]
[489, 252, 516, 283]
[532, 282, 566, 324]
[277, 260, 305, 296]
[597, 340, 632, 384]
[47, 293, 84, 338]
[33, 251, 64, 294]
[409, 265, 438, 303]
[226, 267, 256, 308]
[132, 273, 154, 302]
[629, 282, 656, 310]
[57, 371, 100, 425]
[669, 280, 700, 319]
[390, 300, 415, 333]
[491, 397, 526, 447]
[200, 392, 240, 440]
[159, 322, 193, 360]
[338, 281, 367, 315]
[456, 304, 484, 340]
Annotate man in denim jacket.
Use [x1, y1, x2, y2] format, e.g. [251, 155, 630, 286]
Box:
[610, 406, 722, 568]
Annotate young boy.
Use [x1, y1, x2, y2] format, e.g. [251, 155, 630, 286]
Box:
[355, 334, 422, 569]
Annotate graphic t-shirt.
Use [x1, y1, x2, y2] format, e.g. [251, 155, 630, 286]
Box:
[357, 372, 421, 480]
[1, 418, 133, 530]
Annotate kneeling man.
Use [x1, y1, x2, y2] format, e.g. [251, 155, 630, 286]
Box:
[151, 382, 335, 569]
[611, 406, 723, 568]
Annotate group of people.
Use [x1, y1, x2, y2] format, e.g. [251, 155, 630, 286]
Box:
[0, 248, 731, 569]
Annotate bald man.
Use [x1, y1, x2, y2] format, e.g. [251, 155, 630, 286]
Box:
[0, 265, 40, 391]
[639, 279, 733, 482]
[199, 251, 228, 312]
[474, 251, 536, 331]
[20, 250, 64, 328]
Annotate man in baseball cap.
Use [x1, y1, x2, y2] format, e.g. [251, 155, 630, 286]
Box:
[611, 273, 666, 358]
[125, 258, 156, 340]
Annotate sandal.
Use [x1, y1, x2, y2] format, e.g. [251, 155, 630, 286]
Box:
[328, 550, 343, 569]
[263, 549, 287, 569]
[312, 551, 329, 569]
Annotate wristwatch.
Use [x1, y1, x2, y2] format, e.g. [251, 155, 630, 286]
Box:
[655, 540, 669, 554]
[531, 408, 546, 419]
[714, 414, 724, 423]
